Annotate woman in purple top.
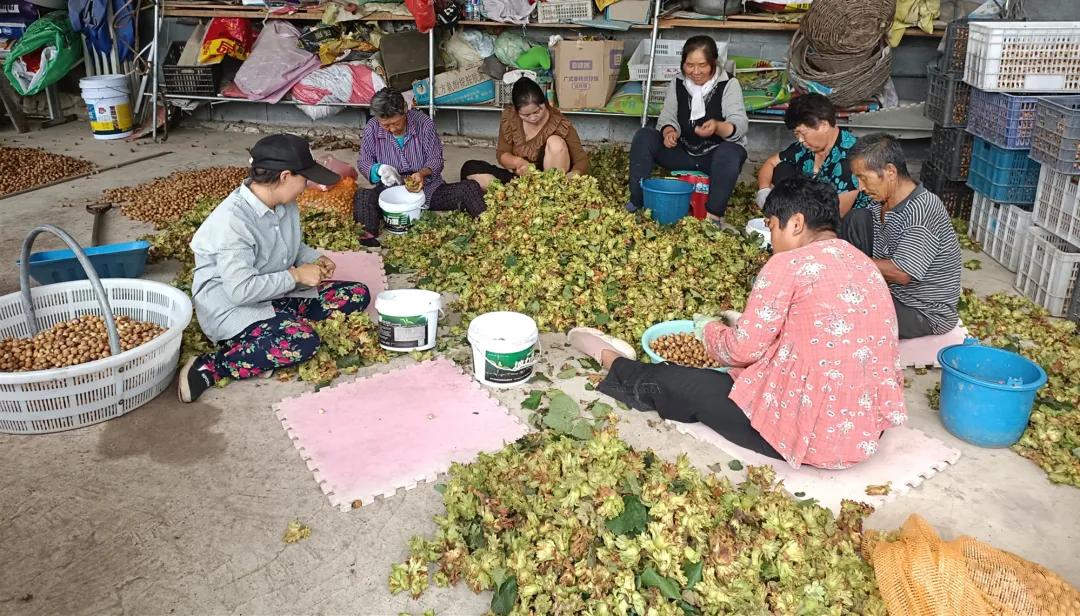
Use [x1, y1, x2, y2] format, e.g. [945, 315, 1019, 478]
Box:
[353, 88, 486, 246]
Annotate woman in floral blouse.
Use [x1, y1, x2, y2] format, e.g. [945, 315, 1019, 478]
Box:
[569, 177, 906, 469]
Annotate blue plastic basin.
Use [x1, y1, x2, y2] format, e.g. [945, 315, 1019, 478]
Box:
[641, 320, 727, 371]
[937, 342, 1047, 448]
[641, 178, 693, 225]
[24, 240, 150, 285]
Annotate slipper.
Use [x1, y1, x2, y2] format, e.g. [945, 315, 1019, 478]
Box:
[568, 327, 637, 363]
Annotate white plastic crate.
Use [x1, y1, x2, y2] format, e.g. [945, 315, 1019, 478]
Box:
[988, 202, 1034, 272]
[628, 39, 729, 82]
[964, 21, 1080, 92]
[1032, 166, 1080, 247]
[536, 0, 593, 23]
[968, 192, 996, 250]
[1013, 225, 1080, 316]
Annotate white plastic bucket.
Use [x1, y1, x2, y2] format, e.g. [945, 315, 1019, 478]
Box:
[79, 75, 133, 140]
[379, 186, 425, 234]
[375, 289, 441, 352]
[745, 217, 772, 249]
[467, 311, 541, 388]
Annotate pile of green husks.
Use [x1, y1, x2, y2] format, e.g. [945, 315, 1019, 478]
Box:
[389, 426, 886, 615]
[933, 291, 1080, 487]
[384, 168, 766, 345]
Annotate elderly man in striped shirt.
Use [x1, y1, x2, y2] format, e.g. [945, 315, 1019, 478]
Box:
[849, 133, 962, 340]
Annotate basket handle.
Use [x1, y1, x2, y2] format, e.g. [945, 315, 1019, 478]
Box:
[19, 224, 122, 356]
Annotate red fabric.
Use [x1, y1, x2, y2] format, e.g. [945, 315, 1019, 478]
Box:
[22, 48, 42, 73]
[405, 0, 436, 32]
[703, 239, 906, 470]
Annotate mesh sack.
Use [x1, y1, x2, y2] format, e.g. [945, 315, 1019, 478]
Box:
[863, 514, 1080, 616]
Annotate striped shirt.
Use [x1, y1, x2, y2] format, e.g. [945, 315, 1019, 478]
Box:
[870, 184, 962, 334]
[357, 109, 445, 203]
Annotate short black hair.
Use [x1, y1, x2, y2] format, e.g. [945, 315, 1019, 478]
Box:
[249, 167, 282, 185]
[784, 93, 837, 130]
[763, 177, 840, 234]
[849, 133, 912, 179]
[681, 36, 719, 70]
[511, 78, 546, 110]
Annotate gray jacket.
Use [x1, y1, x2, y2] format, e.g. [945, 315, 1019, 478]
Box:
[656, 72, 749, 150]
[189, 183, 321, 343]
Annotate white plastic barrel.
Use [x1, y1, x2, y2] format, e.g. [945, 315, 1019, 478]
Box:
[79, 75, 133, 140]
[374, 289, 441, 352]
[378, 186, 425, 234]
[467, 311, 540, 388]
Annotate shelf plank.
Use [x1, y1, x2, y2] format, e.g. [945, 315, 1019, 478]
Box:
[163, 2, 412, 20]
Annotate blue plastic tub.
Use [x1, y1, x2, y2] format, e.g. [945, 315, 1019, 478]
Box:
[24, 240, 150, 285]
[937, 341, 1047, 448]
[641, 178, 693, 225]
[641, 319, 727, 371]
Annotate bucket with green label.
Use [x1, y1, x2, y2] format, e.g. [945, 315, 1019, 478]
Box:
[378, 185, 425, 234]
[375, 289, 441, 352]
[467, 311, 541, 388]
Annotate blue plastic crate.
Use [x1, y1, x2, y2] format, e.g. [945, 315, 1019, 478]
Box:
[966, 138, 1041, 204]
[966, 90, 1041, 150]
[23, 240, 150, 285]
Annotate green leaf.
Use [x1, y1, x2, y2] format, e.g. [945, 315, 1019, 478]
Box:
[335, 354, 361, 369]
[543, 393, 581, 435]
[447, 264, 465, 274]
[606, 494, 648, 536]
[621, 472, 642, 496]
[522, 390, 544, 410]
[557, 368, 578, 379]
[588, 401, 613, 419]
[587, 208, 600, 220]
[464, 520, 485, 550]
[683, 560, 704, 589]
[585, 382, 596, 391]
[640, 566, 680, 600]
[530, 372, 552, 383]
[594, 312, 611, 326]
[728, 460, 744, 471]
[384, 262, 402, 274]
[491, 576, 518, 616]
[434, 483, 447, 494]
[578, 356, 601, 371]
[616, 401, 630, 411]
[569, 421, 594, 440]
[504, 254, 518, 267]
[794, 491, 806, 498]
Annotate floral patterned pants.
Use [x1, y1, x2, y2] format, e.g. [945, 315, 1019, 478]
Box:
[196, 281, 370, 383]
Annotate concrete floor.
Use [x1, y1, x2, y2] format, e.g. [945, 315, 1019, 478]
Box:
[0, 123, 1078, 615]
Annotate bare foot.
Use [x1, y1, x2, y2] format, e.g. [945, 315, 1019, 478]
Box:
[600, 349, 620, 371]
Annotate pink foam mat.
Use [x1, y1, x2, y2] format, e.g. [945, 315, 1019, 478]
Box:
[323, 250, 388, 319]
[898, 322, 970, 368]
[274, 359, 529, 511]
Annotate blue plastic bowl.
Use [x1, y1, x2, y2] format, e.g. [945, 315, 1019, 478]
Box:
[937, 342, 1047, 448]
[641, 178, 693, 225]
[641, 319, 727, 371]
[24, 240, 150, 285]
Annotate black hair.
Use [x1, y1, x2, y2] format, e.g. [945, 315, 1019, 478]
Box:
[370, 87, 407, 119]
[763, 177, 840, 234]
[784, 93, 837, 130]
[249, 167, 283, 185]
[849, 133, 912, 179]
[681, 36, 719, 70]
[511, 78, 546, 111]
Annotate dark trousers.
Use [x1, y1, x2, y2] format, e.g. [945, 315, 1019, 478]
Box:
[353, 180, 486, 235]
[893, 297, 939, 339]
[598, 358, 783, 459]
[629, 127, 747, 217]
[195, 281, 370, 383]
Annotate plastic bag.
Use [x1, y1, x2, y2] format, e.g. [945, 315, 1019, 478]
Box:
[461, 29, 495, 58]
[2, 12, 81, 97]
[483, 0, 534, 24]
[234, 21, 321, 104]
[404, 0, 436, 33]
[444, 29, 484, 69]
[199, 17, 255, 64]
[305, 156, 359, 191]
[493, 31, 532, 67]
[291, 62, 387, 121]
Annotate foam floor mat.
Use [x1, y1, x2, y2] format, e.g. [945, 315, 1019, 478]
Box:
[669, 421, 961, 513]
[275, 359, 529, 511]
[898, 322, 970, 368]
[323, 250, 388, 319]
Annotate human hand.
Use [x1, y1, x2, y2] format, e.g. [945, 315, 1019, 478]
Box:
[405, 172, 425, 193]
[514, 163, 532, 176]
[377, 165, 401, 187]
[662, 127, 679, 149]
[315, 255, 336, 279]
[694, 119, 720, 138]
[290, 263, 323, 287]
[692, 313, 722, 341]
[755, 187, 772, 209]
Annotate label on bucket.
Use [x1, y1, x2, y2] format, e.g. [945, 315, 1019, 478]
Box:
[383, 212, 412, 234]
[378, 314, 427, 349]
[87, 102, 133, 135]
[484, 346, 535, 384]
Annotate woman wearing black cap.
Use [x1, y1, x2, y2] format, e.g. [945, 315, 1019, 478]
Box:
[177, 133, 371, 403]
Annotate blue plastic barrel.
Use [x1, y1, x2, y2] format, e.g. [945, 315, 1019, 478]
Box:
[640, 178, 693, 225]
[937, 341, 1047, 448]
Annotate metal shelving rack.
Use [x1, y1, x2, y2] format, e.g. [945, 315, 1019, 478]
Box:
[148, 0, 944, 140]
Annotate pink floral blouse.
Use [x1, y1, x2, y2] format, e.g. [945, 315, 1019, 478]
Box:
[703, 239, 907, 470]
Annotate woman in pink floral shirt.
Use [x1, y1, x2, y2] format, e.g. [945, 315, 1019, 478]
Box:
[570, 177, 906, 469]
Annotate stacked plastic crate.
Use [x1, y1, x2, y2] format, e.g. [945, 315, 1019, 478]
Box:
[923, 19, 975, 221]
[961, 21, 1080, 318]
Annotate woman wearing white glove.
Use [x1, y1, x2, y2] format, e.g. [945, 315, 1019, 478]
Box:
[376, 164, 402, 187]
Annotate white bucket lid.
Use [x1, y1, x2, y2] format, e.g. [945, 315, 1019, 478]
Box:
[467, 311, 539, 348]
[375, 288, 441, 312]
[379, 186, 425, 214]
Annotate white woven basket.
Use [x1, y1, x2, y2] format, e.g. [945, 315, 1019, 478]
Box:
[0, 279, 192, 434]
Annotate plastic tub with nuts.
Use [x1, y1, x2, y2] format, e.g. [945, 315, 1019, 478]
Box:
[926, 63, 971, 128]
[0, 226, 192, 435]
[1030, 95, 1080, 175]
[965, 90, 1043, 150]
[929, 125, 974, 181]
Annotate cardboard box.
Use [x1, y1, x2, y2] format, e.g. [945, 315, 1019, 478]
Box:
[605, 0, 652, 24]
[551, 39, 624, 110]
[413, 65, 495, 106]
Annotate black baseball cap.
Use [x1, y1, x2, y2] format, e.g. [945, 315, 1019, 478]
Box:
[249, 133, 340, 186]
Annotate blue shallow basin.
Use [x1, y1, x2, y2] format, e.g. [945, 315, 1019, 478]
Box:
[23, 240, 150, 285]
